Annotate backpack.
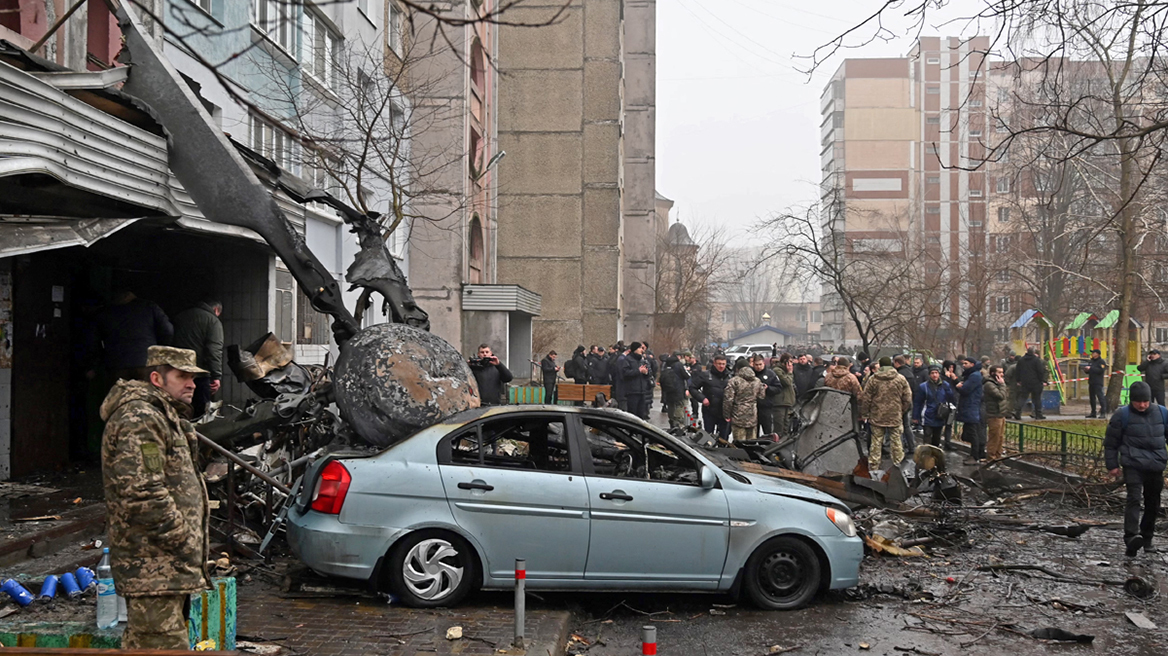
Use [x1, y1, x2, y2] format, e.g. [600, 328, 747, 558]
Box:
[1116, 404, 1168, 431]
[565, 357, 580, 380]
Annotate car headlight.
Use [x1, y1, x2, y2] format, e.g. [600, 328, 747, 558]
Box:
[826, 507, 857, 537]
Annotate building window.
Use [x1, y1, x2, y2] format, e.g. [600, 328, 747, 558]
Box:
[970, 219, 983, 228]
[926, 57, 940, 64]
[927, 86, 940, 94]
[189, 0, 213, 13]
[301, 10, 340, 92]
[996, 177, 1010, 193]
[252, 0, 295, 53]
[997, 269, 1010, 283]
[468, 215, 484, 284]
[994, 235, 1012, 252]
[1157, 327, 1168, 343]
[969, 129, 982, 137]
[388, 1, 403, 55]
[998, 207, 1010, 223]
[928, 144, 940, 154]
[250, 113, 299, 174]
[927, 176, 940, 184]
[722, 310, 735, 324]
[970, 99, 983, 107]
[926, 205, 940, 214]
[358, 0, 380, 25]
[997, 87, 1010, 103]
[970, 189, 983, 198]
[927, 116, 941, 124]
[996, 296, 1011, 313]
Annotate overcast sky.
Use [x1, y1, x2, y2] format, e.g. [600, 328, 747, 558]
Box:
[656, 0, 985, 240]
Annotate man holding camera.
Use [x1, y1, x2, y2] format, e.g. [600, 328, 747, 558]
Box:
[468, 344, 513, 406]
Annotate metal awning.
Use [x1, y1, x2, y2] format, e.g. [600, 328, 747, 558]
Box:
[462, 284, 542, 315]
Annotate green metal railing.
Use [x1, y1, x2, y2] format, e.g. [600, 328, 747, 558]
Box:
[1003, 420, 1104, 470]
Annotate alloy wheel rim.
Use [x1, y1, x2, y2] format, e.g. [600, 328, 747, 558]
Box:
[403, 538, 464, 600]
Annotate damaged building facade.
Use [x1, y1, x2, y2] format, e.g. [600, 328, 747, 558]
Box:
[0, 1, 406, 479]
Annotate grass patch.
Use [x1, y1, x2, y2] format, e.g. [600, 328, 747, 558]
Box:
[1029, 419, 1107, 438]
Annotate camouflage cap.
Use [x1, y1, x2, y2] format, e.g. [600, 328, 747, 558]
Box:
[145, 345, 208, 374]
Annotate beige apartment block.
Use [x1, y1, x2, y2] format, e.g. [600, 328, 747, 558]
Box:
[496, 0, 657, 360]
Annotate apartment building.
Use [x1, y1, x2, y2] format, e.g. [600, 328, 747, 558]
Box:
[820, 36, 991, 352]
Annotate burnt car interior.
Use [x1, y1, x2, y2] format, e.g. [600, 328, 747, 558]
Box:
[447, 417, 571, 472]
[583, 418, 700, 484]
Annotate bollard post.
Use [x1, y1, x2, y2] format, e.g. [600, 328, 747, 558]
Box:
[642, 625, 657, 655]
[513, 558, 526, 650]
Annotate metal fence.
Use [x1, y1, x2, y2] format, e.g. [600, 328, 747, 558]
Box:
[1002, 420, 1105, 471]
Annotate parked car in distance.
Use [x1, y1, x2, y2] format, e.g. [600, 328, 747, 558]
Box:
[286, 405, 862, 610]
[724, 344, 774, 365]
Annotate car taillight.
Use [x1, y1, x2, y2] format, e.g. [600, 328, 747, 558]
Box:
[310, 461, 351, 514]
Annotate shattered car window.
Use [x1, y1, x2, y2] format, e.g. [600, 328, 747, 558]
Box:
[583, 418, 699, 484]
[446, 417, 571, 472]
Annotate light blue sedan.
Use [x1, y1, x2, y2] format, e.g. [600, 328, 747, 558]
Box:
[286, 405, 862, 609]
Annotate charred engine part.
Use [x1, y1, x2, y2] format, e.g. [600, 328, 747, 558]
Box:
[227, 334, 318, 399]
[761, 388, 865, 477]
[334, 324, 480, 447]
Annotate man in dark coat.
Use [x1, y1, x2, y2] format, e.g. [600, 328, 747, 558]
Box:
[171, 299, 224, 417]
[658, 353, 690, 429]
[1137, 349, 1168, 406]
[587, 346, 610, 386]
[690, 354, 731, 438]
[1014, 348, 1048, 419]
[540, 351, 560, 404]
[1104, 381, 1168, 557]
[620, 342, 653, 419]
[751, 354, 782, 435]
[568, 345, 589, 384]
[1084, 348, 1109, 417]
[468, 344, 513, 406]
[92, 290, 174, 382]
[793, 354, 817, 398]
[956, 357, 986, 461]
[895, 355, 917, 452]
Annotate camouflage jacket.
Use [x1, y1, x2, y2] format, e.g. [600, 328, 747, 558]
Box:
[862, 368, 913, 427]
[723, 367, 765, 426]
[100, 380, 210, 597]
[825, 367, 865, 403]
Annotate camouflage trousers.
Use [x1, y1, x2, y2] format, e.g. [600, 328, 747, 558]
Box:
[730, 424, 756, 443]
[868, 424, 905, 471]
[668, 403, 687, 429]
[123, 594, 189, 650]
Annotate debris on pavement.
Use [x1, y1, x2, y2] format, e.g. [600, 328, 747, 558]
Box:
[1125, 612, 1157, 629]
[445, 626, 463, 640]
[1028, 627, 1094, 642]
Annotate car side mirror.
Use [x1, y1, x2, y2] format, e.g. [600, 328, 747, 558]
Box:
[699, 466, 716, 490]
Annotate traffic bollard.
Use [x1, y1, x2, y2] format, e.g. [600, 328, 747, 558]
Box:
[642, 625, 657, 655]
[513, 558, 526, 650]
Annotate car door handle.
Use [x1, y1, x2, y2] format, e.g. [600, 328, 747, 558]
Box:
[599, 492, 633, 501]
[458, 482, 494, 491]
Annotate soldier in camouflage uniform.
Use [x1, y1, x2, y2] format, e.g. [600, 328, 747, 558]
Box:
[723, 360, 765, 443]
[101, 346, 211, 650]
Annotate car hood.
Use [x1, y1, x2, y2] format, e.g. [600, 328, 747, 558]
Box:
[736, 471, 843, 508]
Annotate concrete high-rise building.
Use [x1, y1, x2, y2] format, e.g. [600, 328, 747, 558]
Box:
[820, 36, 990, 350]
[494, 0, 657, 360]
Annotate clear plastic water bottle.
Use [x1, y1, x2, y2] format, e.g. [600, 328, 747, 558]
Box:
[95, 548, 118, 629]
[117, 593, 127, 623]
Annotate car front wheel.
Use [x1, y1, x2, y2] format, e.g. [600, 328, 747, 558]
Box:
[743, 536, 821, 610]
[387, 530, 476, 607]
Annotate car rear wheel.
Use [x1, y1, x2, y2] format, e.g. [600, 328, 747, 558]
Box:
[743, 536, 821, 610]
[387, 530, 476, 607]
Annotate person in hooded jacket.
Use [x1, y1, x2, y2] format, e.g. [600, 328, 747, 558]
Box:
[862, 357, 913, 472]
[658, 353, 690, 429]
[792, 354, 817, 398]
[723, 359, 765, 443]
[983, 365, 1010, 460]
[620, 342, 653, 419]
[913, 366, 957, 448]
[956, 356, 986, 462]
[1104, 381, 1168, 557]
[1137, 349, 1168, 407]
[1015, 348, 1048, 419]
[690, 354, 732, 438]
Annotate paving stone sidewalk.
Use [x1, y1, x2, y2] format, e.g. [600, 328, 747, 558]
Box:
[237, 583, 570, 656]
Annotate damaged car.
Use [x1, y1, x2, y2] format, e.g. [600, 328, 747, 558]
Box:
[285, 405, 862, 610]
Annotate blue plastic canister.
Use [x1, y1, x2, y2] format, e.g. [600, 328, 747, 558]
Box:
[75, 567, 95, 592]
[38, 575, 59, 600]
[1, 578, 35, 607]
[59, 572, 82, 599]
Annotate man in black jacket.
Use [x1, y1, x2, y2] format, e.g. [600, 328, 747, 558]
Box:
[1084, 348, 1109, 417]
[568, 345, 589, 384]
[1105, 381, 1168, 557]
[608, 346, 627, 410]
[1015, 348, 1047, 419]
[751, 354, 782, 435]
[689, 354, 731, 438]
[587, 346, 610, 386]
[659, 353, 690, 429]
[1137, 349, 1168, 406]
[621, 342, 653, 419]
[895, 355, 917, 451]
[469, 344, 513, 405]
[540, 351, 560, 404]
[793, 354, 817, 398]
